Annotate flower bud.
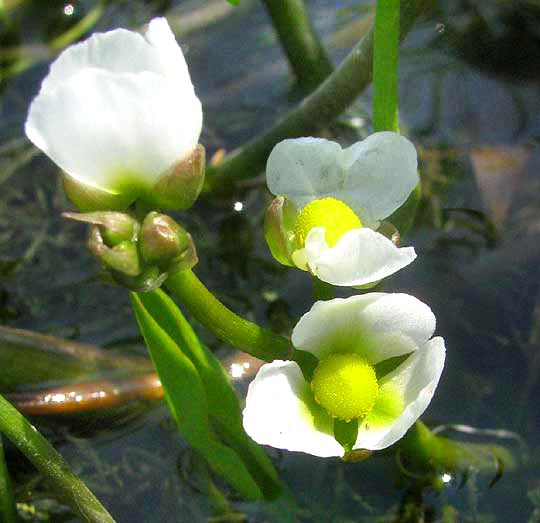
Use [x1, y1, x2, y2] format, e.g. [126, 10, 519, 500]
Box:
[139, 212, 198, 273]
[88, 224, 141, 277]
[64, 210, 197, 292]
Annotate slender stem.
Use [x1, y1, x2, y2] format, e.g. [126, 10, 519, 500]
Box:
[0, 436, 16, 523]
[204, 0, 432, 193]
[166, 270, 293, 362]
[373, 0, 400, 132]
[261, 0, 333, 91]
[0, 394, 116, 523]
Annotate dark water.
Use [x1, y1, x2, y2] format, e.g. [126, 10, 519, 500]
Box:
[1, 1, 540, 521]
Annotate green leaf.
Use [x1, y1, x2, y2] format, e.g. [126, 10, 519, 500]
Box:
[134, 289, 282, 500]
[130, 293, 263, 501]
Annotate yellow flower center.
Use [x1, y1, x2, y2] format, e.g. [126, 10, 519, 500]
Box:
[294, 197, 362, 249]
[311, 352, 379, 422]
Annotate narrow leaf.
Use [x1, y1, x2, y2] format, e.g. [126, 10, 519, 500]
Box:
[135, 289, 282, 499]
[131, 293, 263, 500]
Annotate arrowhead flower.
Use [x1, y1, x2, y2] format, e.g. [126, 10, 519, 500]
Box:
[25, 18, 204, 211]
[264, 133, 418, 286]
[243, 293, 445, 457]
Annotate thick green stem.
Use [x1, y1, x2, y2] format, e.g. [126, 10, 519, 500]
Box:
[261, 0, 333, 91]
[205, 0, 432, 193]
[0, 436, 16, 523]
[373, 0, 400, 132]
[0, 394, 116, 523]
[400, 421, 516, 477]
[166, 270, 293, 362]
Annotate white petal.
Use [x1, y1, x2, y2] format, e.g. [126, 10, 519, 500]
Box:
[354, 337, 446, 450]
[265, 133, 417, 225]
[243, 361, 344, 458]
[40, 28, 165, 95]
[266, 138, 343, 208]
[292, 293, 436, 364]
[25, 69, 202, 192]
[304, 227, 416, 287]
[339, 132, 418, 223]
[143, 18, 195, 92]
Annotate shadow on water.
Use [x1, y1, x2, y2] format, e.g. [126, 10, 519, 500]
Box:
[1, 0, 540, 521]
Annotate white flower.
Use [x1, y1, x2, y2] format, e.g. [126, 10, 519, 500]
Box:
[25, 17, 203, 210]
[264, 133, 418, 286]
[243, 293, 445, 458]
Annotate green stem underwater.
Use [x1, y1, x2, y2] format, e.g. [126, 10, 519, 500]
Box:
[165, 270, 293, 362]
[261, 0, 333, 91]
[400, 421, 516, 479]
[0, 394, 116, 523]
[205, 0, 432, 193]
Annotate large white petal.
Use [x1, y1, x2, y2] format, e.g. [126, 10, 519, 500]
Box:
[40, 28, 164, 95]
[304, 227, 416, 287]
[266, 138, 343, 209]
[292, 293, 436, 364]
[339, 132, 418, 223]
[354, 337, 446, 450]
[243, 361, 344, 458]
[25, 69, 202, 192]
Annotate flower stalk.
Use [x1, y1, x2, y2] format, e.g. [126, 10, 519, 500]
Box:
[165, 270, 293, 362]
[400, 421, 516, 479]
[261, 0, 333, 91]
[373, 0, 400, 133]
[0, 394, 115, 523]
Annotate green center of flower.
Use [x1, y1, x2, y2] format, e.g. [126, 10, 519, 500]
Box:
[310, 352, 379, 421]
[294, 197, 362, 248]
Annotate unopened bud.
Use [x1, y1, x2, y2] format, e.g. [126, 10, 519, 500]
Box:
[88, 226, 141, 277]
[140, 212, 198, 273]
[63, 211, 140, 246]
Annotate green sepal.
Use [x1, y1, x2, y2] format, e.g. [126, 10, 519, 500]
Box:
[334, 418, 358, 454]
[264, 196, 298, 267]
[387, 181, 421, 239]
[130, 293, 263, 501]
[135, 289, 282, 500]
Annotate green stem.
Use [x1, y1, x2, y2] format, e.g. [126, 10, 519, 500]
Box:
[204, 0, 431, 194]
[373, 0, 400, 132]
[0, 394, 116, 523]
[261, 0, 333, 91]
[166, 270, 293, 362]
[400, 421, 516, 477]
[0, 435, 16, 523]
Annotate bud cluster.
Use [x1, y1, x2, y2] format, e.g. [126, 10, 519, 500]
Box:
[64, 211, 198, 291]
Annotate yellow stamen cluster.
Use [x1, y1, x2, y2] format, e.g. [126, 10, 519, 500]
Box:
[294, 197, 362, 249]
[311, 352, 379, 421]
